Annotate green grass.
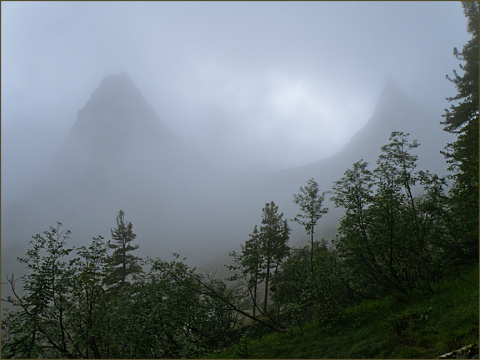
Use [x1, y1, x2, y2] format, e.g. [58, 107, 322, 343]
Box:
[210, 263, 479, 358]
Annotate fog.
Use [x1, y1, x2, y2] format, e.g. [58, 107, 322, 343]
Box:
[1, 2, 469, 279]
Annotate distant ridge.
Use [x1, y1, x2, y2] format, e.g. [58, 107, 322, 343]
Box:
[2, 74, 454, 282]
[299, 76, 450, 176]
[257, 76, 453, 243]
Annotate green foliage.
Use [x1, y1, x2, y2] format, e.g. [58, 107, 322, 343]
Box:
[101, 255, 242, 358]
[292, 178, 328, 244]
[105, 210, 141, 289]
[441, 1, 479, 262]
[292, 178, 329, 303]
[213, 263, 478, 359]
[259, 203, 290, 281]
[4, 124, 477, 358]
[3, 7, 479, 351]
[229, 201, 290, 320]
[271, 240, 347, 329]
[1, 223, 78, 358]
[332, 132, 451, 302]
[230, 331, 251, 359]
[68, 236, 111, 358]
[1, 219, 244, 358]
[442, 1, 478, 133]
[228, 225, 265, 317]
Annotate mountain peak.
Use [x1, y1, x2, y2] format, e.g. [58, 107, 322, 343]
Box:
[368, 76, 418, 129]
[378, 76, 407, 106]
[325, 76, 435, 168]
[100, 71, 134, 87]
[65, 72, 178, 162]
[86, 71, 142, 107]
[75, 72, 153, 127]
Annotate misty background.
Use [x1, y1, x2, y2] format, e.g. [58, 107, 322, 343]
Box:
[1, 2, 470, 278]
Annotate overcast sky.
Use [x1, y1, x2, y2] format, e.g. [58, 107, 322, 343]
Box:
[1, 1, 470, 185]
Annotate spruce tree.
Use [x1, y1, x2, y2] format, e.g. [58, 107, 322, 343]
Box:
[106, 210, 141, 289]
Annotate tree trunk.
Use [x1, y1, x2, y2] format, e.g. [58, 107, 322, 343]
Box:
[263, 257, 271, 313]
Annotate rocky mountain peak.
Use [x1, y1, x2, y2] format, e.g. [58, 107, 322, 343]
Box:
[370, 76, 413, 127]
[382, 75, 404, 97]
[67, 72, 176, 151]
[76, 72, 148, 126]
[90, 71, 142, 105]
[51, 72, 185, 186]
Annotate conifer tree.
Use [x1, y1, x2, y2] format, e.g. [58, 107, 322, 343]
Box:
[441, 1, 479, 260]
[106, 210, 141, 288]
[259, 201, 289, 313]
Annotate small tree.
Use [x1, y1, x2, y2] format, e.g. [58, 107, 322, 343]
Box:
[332, 132, 450, 302]
[293, 178, 328, 294]
[229, 225, 265, 317]
[259, 201, 289, 313]
[106, 210, 141, 289]
[70, 236, 111, 358]
[293, 179, 328, 265]
[2, 224, 78, 358]
[244, 226, 263, 317]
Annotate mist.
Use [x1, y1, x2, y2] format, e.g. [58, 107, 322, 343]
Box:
[1, 2, 468, 280]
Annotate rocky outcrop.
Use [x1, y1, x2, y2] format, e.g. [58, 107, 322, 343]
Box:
[439, 344, 479, 359]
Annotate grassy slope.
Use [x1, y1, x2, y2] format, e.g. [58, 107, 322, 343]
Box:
[211, 263, 479, 359]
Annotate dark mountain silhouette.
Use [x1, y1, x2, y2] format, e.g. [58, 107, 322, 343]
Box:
[2, 73, 453, 282]
[50, 72, 191, 192]
[70, 71, 176, 147]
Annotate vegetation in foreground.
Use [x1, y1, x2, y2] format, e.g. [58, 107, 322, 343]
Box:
[1, 1, 478, 358]
[210, 263, 478, 359]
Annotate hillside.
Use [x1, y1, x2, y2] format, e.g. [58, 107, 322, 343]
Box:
[210, 263, 479, 359]
[1, 72, 476, 358]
